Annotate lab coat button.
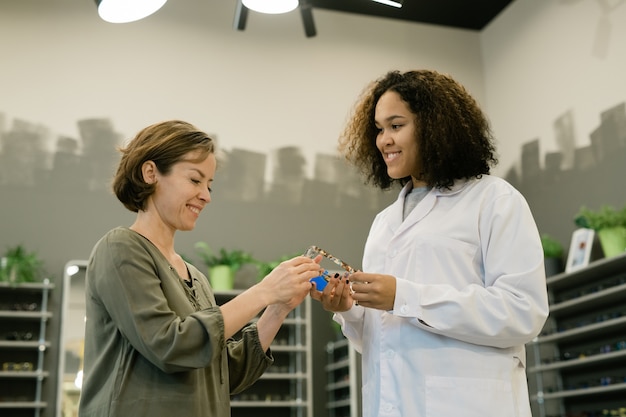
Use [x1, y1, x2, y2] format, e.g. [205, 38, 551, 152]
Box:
[382, 403, 393, 413]
[385, 350, 394, 359]
[400, 305, 409, 314]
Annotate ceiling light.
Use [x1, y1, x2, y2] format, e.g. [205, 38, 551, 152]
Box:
[95, 0, 168, 23]
[371, 0, 403, 8]
[242, 0, 299, 14]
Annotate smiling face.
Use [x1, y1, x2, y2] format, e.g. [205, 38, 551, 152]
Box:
[146, 150, 216, 232]
[374, 90, 425, 188]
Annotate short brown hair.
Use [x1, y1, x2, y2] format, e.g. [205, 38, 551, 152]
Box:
[112, 120, 215, 212]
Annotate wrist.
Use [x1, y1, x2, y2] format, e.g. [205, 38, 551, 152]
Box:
[265, 303, 291, 319]
[250, 282, 274, 307]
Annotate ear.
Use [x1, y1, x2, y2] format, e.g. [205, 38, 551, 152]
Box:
[141, 160, 158, 184]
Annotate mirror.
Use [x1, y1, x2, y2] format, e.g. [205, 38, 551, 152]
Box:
[57, 259, 88, 417]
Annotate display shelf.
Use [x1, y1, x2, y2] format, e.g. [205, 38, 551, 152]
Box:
[0, 401, 47, 408]
[325, 337, 361, 417]
[0, 279, 54, 417]
[0, 370, 49, 378]
[528, 252, 626, 417]
[215, 290, 313, 417]
[0, 341, 52, 349]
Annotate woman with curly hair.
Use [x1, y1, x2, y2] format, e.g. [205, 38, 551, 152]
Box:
[311, 70, 549, 417]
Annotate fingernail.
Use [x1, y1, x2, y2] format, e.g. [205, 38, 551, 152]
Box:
[334, 272, 339, 278]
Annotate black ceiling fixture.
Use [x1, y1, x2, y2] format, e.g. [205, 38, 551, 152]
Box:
[233, 0, 515, 37]
[309, 0, 515, 31]
[300, 0, 317, 37]
[233, 0, 248, 31]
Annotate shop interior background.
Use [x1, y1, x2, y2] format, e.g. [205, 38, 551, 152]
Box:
[1, 0, 625, 416]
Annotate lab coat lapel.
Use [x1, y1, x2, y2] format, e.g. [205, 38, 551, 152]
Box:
[387, 183, 412, 231]
[395, 188, 437, 235]
[391, 180, 470, 236]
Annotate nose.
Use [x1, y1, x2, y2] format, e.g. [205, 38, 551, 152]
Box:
[200, 187, 211, 204]
[377, 129, 393, 148]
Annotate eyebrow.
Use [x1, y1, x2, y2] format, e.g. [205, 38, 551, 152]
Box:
[189, 167, 210, 180]
[375, 114, 406, 125]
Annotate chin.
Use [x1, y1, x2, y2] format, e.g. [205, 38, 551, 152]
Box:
[180, 223, 196, 232]
[387, 169, 406, 180]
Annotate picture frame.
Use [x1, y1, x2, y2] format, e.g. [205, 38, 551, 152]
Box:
[565, 228, 596, 273]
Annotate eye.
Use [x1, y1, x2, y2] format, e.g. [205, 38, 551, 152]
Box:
[208, 187, 213, 193]
[191, 179, 200, 184]
[391, 124, 403, 130]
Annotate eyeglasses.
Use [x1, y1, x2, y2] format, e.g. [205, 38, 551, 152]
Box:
[303, 245, 355, 290]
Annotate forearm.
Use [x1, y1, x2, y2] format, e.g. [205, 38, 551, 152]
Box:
[256, 304, 290, 352]
[220, 284, 271, 340]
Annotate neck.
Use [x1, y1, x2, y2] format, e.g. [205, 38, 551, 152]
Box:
[130, 214, 176, 257]
[411, 176, 428, 189]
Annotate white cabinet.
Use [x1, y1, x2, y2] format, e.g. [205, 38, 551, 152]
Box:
[215, 290, 313, 417]
[325, 337, 361, 417]
[0, 280, 54, 417]
[528, 252, 626, 417]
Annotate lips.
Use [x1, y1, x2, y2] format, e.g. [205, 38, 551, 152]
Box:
[384, 151, 401, 162]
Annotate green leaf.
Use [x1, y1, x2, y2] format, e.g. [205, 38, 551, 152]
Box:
[540, 234, 563, 258]
[0, 245, 43, 284]
[574, 205, 626, 231]
[194, 242, 255, 272]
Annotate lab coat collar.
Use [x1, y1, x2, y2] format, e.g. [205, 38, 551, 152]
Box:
[397, 177, 472, 199]
[390, 178, 474, 234]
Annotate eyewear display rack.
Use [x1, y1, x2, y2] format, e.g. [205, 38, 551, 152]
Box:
[0, 280, 54, 417]
[528, 252, 626, 417]
[325, 337, 361, 417]
[214, 290, 313, 417]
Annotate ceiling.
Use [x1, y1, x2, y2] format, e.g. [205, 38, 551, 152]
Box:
[308, 0, 516, 31]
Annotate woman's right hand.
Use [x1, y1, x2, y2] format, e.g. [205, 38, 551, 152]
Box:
[258, 256, 321, 311]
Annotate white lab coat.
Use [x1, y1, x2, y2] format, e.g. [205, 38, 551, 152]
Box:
[335, 175, 549, 417]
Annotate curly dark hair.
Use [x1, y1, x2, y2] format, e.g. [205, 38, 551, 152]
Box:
[112, 120, 215, 212]
[338, 70, 498, 190]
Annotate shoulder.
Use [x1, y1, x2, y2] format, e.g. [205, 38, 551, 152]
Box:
[91, 227, 153, 258]
[456, 175, 524, 200]
[435, 176, 530, 214]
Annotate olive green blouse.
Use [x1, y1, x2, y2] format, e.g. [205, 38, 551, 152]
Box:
[78, 227, 272, 417]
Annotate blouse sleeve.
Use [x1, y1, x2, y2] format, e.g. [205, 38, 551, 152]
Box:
[226, 323, 274, 394]
[89, 230, 225, 373]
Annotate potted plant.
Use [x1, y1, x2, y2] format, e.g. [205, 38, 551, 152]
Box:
[541, 234, 564, 277]
[0, 245, 43, 285]
[194, 242, 254, 291]
[574, 205, 626, 258]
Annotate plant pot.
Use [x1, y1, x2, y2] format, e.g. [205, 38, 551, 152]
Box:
[544, 257, 563, 277]
[597, 227, 626, 258]
[209, 265, 234, 291]
[234, 263, 259, 289]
